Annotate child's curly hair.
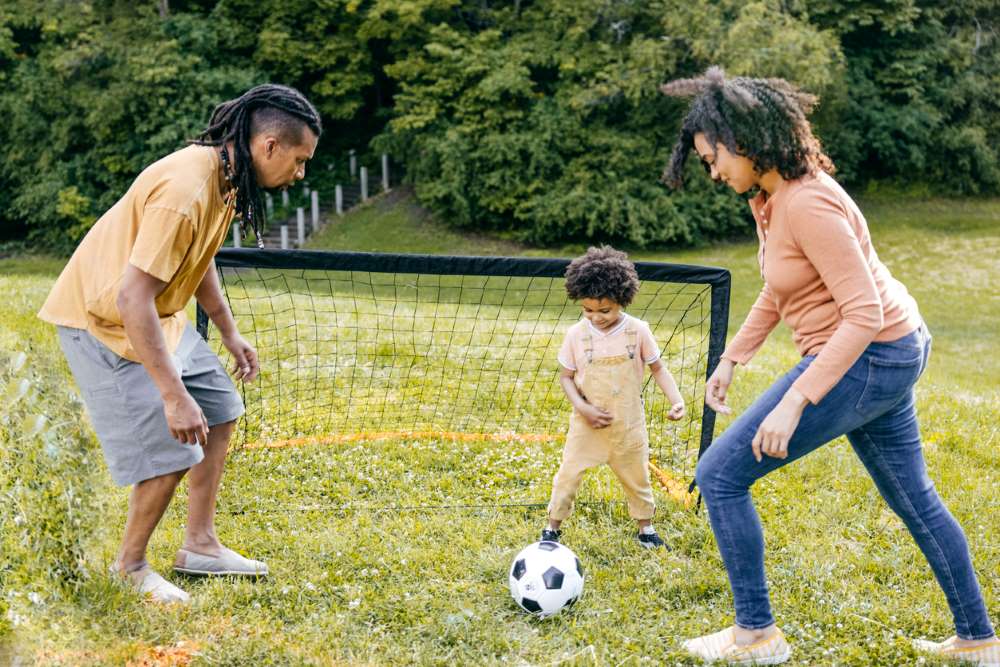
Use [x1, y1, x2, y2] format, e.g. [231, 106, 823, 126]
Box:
[564, 246, 640, 307]
[659, 66, 834, 189]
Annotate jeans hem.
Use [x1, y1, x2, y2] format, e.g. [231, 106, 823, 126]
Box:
[735, 619, 777, 631]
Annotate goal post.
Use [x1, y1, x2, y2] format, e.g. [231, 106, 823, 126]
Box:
[197, 248, 730, 499]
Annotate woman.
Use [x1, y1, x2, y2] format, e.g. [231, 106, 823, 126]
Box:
[660, 67, 997, 665]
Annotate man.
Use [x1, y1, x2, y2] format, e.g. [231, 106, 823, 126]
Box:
[39, 84, 322, 603]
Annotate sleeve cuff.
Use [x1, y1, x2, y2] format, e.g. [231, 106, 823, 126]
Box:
[790, 376, 826, 406]
[721, 349, 752, 366]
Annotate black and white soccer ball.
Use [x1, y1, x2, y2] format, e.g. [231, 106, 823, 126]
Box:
[508, 541, 584, 618]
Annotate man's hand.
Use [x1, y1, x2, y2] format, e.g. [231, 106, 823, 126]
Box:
[705, 358, 736, 415]
[164, 390, 209, 445]
[751, 386, 809, 462]
[579, 403, 613, 429]
[222, 332, 259, 382]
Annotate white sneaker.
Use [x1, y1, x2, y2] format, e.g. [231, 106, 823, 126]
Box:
[913, 636, 1000, 666]
[111, 564, 190, 604]
[174, 546, 268, 577]
[682, 626, 791, 665]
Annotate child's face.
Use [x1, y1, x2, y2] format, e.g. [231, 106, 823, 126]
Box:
[580, 297, 623, 332]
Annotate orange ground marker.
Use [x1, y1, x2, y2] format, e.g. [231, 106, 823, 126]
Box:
[239, 430, 561, 450]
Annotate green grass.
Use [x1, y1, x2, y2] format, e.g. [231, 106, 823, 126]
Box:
[1, 193, 998, 665]
[306, 186, 527, 256]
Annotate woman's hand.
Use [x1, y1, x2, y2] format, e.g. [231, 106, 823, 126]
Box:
[705, 358, 736, 415]
[667, 401, 686, 421]
[752, 386, 809, 462]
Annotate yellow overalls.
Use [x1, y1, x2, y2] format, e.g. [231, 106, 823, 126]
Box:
[547, 326, 655, 521]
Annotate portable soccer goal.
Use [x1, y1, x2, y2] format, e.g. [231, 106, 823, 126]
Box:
[197, 248, 730, 509]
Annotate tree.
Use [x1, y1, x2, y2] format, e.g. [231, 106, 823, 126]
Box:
[0, 2, 261, 248]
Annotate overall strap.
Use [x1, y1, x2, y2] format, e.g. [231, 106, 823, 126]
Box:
[625, 327, 637, 360]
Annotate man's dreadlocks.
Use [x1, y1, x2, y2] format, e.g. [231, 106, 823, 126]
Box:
[194, 84, 322, 246]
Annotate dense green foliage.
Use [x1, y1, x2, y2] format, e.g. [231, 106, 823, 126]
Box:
[0, 0, 996, 248]
[0, 2, 266, 250]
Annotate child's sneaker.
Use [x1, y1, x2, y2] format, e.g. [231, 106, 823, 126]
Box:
[540, 528, 561, 543]
[682, 626, 791, 665]
[912, 635, 1000, 666]
[637, 529, 667, 549]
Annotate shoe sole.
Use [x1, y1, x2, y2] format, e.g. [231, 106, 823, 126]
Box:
[637, 541, 665, 549]
[173, 567, 267, 577]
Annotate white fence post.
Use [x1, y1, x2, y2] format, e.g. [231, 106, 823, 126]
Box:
[281, 189, 289, 207]
[232, 222, 241, 248]
[335, 185, 343, 215]
[280, 225, 289, 249]
[303, 182, 310, 198]
[360, 167, 368, 202]
[349, 150, 357, 179]
[296, 207, 306, 246]
[382, 154, 390, 192]
[265, 193, 274, 218]
[311, 190, 320, 230]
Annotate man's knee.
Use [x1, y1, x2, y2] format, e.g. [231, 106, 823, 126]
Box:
[136, 467, 188, 491]
[203, 419, 237, 457]
[207, 419, 237, 435]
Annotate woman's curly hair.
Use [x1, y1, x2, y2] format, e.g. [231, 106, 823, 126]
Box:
[564, 246, 640, 307]
[660, 66, 834, 189]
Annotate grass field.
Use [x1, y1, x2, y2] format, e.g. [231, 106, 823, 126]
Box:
[1, 190, 998, 666]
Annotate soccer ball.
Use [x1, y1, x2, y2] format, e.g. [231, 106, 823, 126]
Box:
[508, 541, 584, 618]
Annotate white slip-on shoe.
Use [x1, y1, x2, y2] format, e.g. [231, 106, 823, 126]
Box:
[174, 546, 269, 577]
[111, 564, 190, 604]
[913, 636, 1000, 666]
[682, 626, 792, 665]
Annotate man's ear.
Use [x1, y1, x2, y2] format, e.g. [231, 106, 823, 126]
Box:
[264, 136, 279, 158]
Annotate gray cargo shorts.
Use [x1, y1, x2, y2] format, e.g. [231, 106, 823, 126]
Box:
[57, 324, 245, 486]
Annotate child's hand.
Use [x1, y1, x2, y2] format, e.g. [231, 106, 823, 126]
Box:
[580, 403, 613, 429]
[667, 401, 686, 421]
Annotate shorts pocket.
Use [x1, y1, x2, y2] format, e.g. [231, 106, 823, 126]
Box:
[85, 382, 121, 399]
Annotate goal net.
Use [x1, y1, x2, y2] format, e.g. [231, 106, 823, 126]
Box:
[198, 248, 730, 509]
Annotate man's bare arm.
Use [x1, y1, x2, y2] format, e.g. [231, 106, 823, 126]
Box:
[117, 264, 208, 445]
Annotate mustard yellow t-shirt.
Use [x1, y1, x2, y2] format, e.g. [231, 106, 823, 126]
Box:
[38, 144, 235, 362]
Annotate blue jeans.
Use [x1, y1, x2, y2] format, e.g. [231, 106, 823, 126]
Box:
[696, 324, 995, 639]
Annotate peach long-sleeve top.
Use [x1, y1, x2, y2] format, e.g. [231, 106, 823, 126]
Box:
[721, 171, 922, 404]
